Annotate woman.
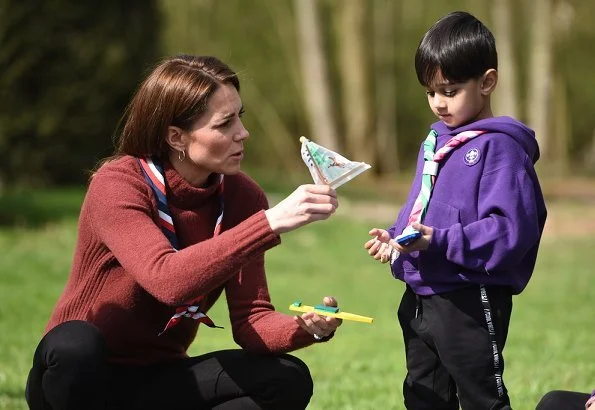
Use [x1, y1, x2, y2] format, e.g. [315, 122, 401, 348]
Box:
[26, 55, 341, 410]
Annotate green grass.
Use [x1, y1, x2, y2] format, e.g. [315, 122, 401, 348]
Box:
[1, 189, 595, 409]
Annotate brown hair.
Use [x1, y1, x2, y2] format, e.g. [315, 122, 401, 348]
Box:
[114, 54, 240, 159]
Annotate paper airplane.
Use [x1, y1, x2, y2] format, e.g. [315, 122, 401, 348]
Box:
[299, 137, 371, 189]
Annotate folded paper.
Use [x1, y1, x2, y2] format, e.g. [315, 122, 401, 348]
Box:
[299, 137, 371, 189]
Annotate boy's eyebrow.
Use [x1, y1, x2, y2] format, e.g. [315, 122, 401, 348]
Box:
[425, 81, 457, 91]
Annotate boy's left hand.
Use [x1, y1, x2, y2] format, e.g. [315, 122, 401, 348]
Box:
[390, 222, 433, 254]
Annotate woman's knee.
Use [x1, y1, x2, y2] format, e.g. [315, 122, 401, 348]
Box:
[275, 354, 313, 409]
[27, 321, 108, 409]
[43, 320, 107, 371]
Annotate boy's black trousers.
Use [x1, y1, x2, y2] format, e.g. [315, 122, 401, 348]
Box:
[398, 284, 513, 410]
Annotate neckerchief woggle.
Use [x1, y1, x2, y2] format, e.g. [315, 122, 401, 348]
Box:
[138, 157, 224, 335]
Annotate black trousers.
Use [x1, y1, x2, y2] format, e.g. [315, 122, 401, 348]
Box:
[398, 285, 513, 410]
[25, 321, 313, 410]
[535, 390, 591, 410]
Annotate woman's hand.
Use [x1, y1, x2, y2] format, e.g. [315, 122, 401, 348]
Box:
[364, 228, 393, 263]
[586, 394, 595, 409]
[294, 296, 342, 340]
[265, 184, 338, 235]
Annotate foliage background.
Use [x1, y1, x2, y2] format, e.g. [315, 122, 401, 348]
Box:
[1, 0, 595, 186]
[1, 1, 595, 409]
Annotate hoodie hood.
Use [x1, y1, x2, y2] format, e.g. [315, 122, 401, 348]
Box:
[432, 116, 540, 163]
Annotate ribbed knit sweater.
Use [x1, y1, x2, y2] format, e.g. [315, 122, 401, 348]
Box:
[45, 156, 317, 364]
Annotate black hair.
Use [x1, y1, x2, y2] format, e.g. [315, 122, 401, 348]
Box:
[415, 11, 497, 86]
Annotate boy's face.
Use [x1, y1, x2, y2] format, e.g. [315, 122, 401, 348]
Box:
[424, 70, 493, 128]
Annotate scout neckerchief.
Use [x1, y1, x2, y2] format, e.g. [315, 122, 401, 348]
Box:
[137, 157, 224, 336]
[392, 129, 485, 262]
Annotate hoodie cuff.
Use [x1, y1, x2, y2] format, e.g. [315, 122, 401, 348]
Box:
[427, 227, 448, 254]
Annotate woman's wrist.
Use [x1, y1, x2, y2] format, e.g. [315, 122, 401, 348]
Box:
[264, 209, 280, 234]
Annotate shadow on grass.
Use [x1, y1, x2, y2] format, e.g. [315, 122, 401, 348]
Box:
[0, 187, 85, 228]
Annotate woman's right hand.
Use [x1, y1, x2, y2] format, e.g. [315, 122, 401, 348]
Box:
[364, 228, 393, 263]
[265, 184, 338, 235]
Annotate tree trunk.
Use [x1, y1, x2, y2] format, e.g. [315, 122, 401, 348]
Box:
[549, 0, 575, 176]
[491, 0, 519, 118]
[552, 70, 570, 175]
[373, 0, 398, 174]
[293, 0, 339, 150]
[527, 0, 553, 162]
[337, 0, 374, 165]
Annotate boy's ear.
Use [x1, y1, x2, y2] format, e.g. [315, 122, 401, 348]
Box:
[480, 69, 498, 95]
[165, 126, 186, 151]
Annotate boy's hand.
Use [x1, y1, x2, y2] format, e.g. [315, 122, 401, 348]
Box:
[390, 222, 433, 254]
[365, 228, 393, 263]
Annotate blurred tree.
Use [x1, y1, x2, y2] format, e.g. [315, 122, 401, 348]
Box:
[550, 0, 575, 176]
[0, 0, 160, 186]
[373, 0, 399, 174]
[9, 0, 589, 185]
[491, 0, 519, 118]
[336, 0, 374, 165]
[294, 0, 339, 150]
[527, 0, 553, 163]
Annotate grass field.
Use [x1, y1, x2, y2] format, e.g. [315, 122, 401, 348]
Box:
[1, 188, 594, 409]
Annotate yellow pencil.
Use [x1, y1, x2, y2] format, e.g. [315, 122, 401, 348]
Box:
[289, 301, 374, 324]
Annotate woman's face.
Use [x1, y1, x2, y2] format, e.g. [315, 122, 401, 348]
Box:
[174, 83, 249, 186]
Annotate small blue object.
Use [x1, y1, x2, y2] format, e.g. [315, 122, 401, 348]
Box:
[395, 230, 421, 246]
[314, 304, 340, 313]
[292, 300, 303, 307]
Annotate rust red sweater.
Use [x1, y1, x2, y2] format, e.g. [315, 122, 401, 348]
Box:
[46, 156, 317, 364]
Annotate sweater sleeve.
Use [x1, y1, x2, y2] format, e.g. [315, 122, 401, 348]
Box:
[427, 142, 544, 273]
[86, 166, 280, 306]
[224, 256, 317, 354]
[223, 192, 318, 354]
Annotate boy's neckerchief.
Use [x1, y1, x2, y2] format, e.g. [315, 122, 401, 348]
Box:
[407, 129, 485, 225]
[392, 129, 485, 263]
[137, 157, 224, 335]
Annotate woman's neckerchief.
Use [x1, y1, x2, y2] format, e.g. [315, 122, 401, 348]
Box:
[137, 157, 224, 336]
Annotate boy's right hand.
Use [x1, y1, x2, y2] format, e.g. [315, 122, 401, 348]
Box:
[365, 228, 394, 264]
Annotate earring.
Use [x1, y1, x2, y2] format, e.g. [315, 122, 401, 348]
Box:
[178, 149, 186, 162]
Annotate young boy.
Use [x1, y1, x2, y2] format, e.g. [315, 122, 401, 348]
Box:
[365, 11, 547, 410]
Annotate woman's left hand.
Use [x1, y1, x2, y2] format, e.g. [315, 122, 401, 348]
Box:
[294, 296, 342, 340]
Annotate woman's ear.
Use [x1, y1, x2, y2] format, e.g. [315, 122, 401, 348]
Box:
[166, 126, 186, 151]
[480, 69, 498, 95]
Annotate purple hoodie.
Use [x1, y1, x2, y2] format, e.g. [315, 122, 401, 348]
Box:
[388, 116, 547, 295]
